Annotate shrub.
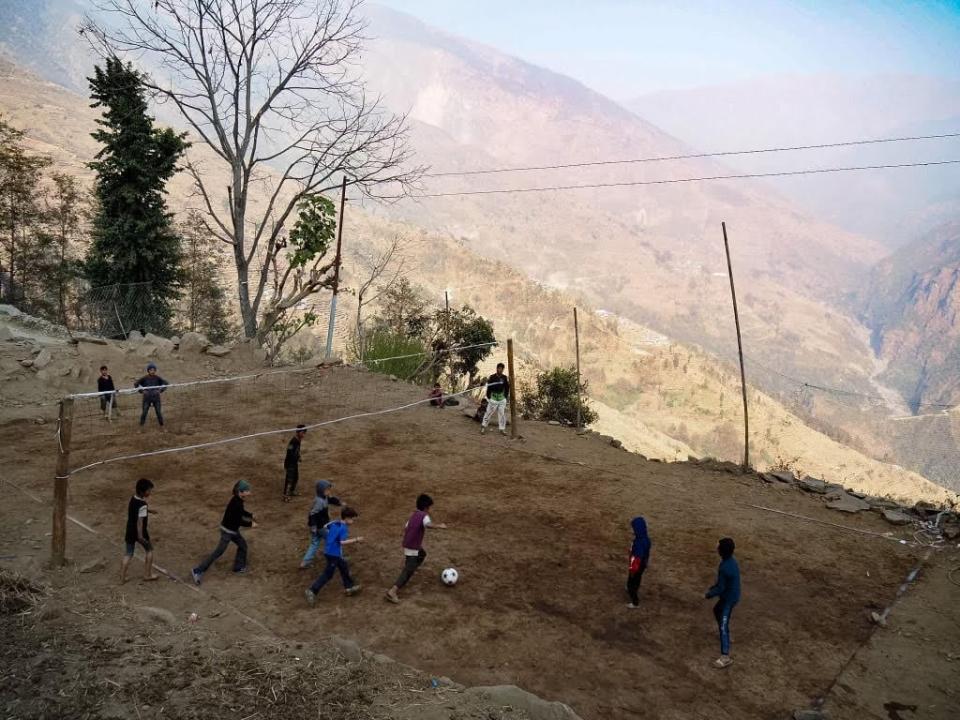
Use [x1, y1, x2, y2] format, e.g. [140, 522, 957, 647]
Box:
[520, 366, 599, 428]
[359, 329, 425, 380]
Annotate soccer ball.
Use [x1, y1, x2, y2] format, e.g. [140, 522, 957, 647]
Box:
[441, 567, 459, 586]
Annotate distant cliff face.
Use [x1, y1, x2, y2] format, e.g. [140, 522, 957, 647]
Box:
[862, 221, 960, 411]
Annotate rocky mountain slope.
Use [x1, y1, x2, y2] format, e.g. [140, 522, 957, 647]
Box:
[860, 220, 960, 411]
[2, 58, 957, 500]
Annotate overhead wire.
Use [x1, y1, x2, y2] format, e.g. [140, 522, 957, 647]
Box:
[417, 159, 960, 198]
[424, 131, 960, 178]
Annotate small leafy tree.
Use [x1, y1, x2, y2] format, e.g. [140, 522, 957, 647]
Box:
[520, 366, 599, 428]
[428, 306, 495, 388]
[86, 57, 188, 333]
[379, 278, 430, 337]
[178, 211, 234, 344]
[259, 194, 339, 359]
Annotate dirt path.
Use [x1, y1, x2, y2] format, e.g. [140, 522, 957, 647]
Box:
[4, 365, 957, 719]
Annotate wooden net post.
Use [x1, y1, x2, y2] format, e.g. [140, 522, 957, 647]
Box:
[507, 338, 519, 440]
[51, 397, 74, 567]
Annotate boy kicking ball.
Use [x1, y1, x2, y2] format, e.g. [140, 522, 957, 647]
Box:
[121, 478, 158, 584]
[385, 494, 448, 604]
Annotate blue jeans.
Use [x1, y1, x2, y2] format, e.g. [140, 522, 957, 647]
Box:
[301, 528, 327, 565]
[714, 601, 735, 655]
[195, 530, 247, 573]
[309, 554, 354, 593]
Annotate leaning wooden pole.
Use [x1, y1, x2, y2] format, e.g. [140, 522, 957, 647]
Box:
[722, 222, 750, 469]
[51, 397, 74, 566]
[507, 338, 519, 440]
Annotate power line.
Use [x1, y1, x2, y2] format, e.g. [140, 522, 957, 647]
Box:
[418, 159, 960, 198]
[425, 132, 960, 178]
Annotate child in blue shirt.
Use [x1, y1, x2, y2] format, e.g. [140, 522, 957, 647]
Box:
[705, 537, 741, 668]
[304, 506, 363, 605]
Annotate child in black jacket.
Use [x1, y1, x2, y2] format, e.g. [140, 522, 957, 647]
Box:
[192, 480, 257, 584]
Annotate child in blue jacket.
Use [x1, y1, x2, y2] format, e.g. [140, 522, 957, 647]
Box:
[705, 537, 741, 668]
[626, 516, 651, 608]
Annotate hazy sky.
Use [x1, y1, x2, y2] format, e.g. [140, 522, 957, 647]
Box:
[375, 0, 960, 98]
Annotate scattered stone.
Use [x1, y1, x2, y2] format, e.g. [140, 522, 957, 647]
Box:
[942, 521, 960, 540]
[205, 344, 232, 358]
[0, 325, 12, 342]
[867, 497, 900, 511]
[178, 331, 211, 354]
[848, 490, 867, 499]
[797, 476, 828, 494]
[610, 438, 623, 449]
[913, 500, 939, 518]
[869, 610, 887, 627]
[882, 509, 913, 526]
[826, 493, 871, 514]
[136, 606, 177, 626]
[793, 710, 830, 720]
[127, 330, 143, 343]
[466, 686, 581, 720]
[33, 417, 46, 425]
[330, 636, 363, 663]
[170, 335, 181, 346]
[74, 333, 108, 345]
[769, 470, 796, 484]
[80, 558, 106, 574]
[32, 348, 53, 369]
[548, 420, 561, 426]
[19, 359, 33, 368]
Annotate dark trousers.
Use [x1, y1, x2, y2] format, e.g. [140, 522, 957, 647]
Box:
[626, 566, 646, 604]
[713, 601, 735, 655]
[196, 530, 247, 573]
[283, 469, 299, 497]
[140, 396, 163, 425]
[310, 554, 354, 592]
[394, 549, 426, 589]
[100, 394, 120, 413]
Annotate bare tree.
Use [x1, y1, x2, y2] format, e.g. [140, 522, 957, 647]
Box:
[83, 0, 420, 342]
[352, 234, 409, 361]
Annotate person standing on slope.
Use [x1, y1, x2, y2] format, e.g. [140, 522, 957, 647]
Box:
[626, 516, 651, 609]
[135, 363, 167, 428]
[705, 537, 741, 669]
[283, 424, 307, 502]
[480, 362, 510, 436]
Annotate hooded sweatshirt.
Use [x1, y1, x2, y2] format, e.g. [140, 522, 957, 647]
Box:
[307, 480, 341, 530]
[629, 516, 651, 574]
[706, 555, 741, 606]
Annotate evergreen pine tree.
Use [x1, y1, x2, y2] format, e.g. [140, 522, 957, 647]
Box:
[86, 57, 188, 333]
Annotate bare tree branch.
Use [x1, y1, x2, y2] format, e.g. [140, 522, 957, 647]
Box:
[83, 0, 424, 341]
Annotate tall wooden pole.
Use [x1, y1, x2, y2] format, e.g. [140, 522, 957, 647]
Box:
[507, 338, 518, 440]
[573, 307, 583, 431]
[51, 398, 74, 566]
[722, 222, 750, 469]
[325, 175, 348, 359]
[444, 290, 450, 312]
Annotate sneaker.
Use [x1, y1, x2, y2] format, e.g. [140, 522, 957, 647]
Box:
[385, 589, 400, 604]
[345, 585, 363, 596]
[191, 569, 202, 586]
[499, 429, 508, 436]
[305, 589, 317, 607]
[626, 603, 639, 609]
[234, 566, 248, 574]
[480, 427, 486, 435]
[713, 656, 733, 669]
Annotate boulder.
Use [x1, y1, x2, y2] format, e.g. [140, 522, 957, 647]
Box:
[942, 522, 960, 540]
[143, 333, 175, 355]
[32, 348, 53, 369]
[466, 686, 581, 720]
[0, 304, 23, 317]
[882, 509, 913, 526]
[127, 330, 143, 343]
[178, 331, 211, 354]
[769, 470, 796, 484]
[797, 476, 828, 494]
[0, 325, 13, 342]
[73, 332, 108, 345]
[610, 438, 623, 449]
[867, 497, 900, 511]
[170, 335, 180, 346]
[826, 493, 871, 514]
[913, 500, 939, 518]
[205, 344, 232, 358]
[548, 420, 561, 426]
